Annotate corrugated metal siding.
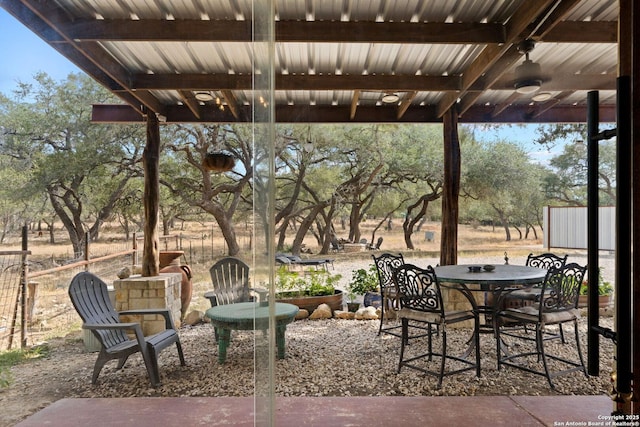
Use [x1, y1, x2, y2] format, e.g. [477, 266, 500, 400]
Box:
[544, 206, 615, 251]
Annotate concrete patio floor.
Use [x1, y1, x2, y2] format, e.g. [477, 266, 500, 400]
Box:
[16, 395, 615, 426]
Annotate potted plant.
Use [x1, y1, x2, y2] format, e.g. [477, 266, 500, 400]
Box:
[347, 265, 381, 308]
[578, 268, 613, 308]
[274, 266, 343, 312]
[345, 288, 360, 312]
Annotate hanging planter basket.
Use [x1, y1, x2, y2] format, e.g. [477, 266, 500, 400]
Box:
[203, 152, 235, 173]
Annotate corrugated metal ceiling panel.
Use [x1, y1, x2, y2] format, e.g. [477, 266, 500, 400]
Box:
[565, 0, 618, 21]
[42, 0, 620, 122]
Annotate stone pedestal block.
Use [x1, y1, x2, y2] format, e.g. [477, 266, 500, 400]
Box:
[114, 273, 182, 336]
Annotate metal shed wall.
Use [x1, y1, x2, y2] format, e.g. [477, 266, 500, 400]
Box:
[543, 206, 615, 251]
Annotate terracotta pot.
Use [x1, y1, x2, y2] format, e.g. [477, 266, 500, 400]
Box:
[160, 264, 192, 319]
[159, 250, 184, 268]
[578, 294, 612, 308]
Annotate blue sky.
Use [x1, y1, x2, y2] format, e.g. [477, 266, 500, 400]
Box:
[0, 9, 80, 95]
[0, 8, 563, 163]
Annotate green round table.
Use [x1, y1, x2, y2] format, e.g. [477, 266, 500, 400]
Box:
[205, 302, 299, 363]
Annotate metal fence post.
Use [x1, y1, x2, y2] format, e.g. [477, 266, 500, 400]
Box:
[20, 225, 29, 348]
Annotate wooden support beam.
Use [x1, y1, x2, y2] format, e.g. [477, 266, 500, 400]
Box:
[440, 107, 460, 266]
[142, 112, 160, 277]
[350, 90, 360, 120]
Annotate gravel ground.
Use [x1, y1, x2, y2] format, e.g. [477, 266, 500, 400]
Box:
[0, 252, 617, 426]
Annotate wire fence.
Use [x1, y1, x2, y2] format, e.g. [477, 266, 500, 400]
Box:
[0, 224, 251, 351]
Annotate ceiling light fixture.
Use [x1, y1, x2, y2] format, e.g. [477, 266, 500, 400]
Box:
[532, 92, 552, 102]
[381, 93, 400, 103]
[195, 91, 214, 102]
[514, 39, 542, 94]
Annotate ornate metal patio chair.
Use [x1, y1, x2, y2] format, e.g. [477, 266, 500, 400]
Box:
[68, 271, 185, 387]
[496, 263, 588, 388]
[394, 264, 480, 388]
[501, 252, 569, 341]
[371, 253, 432, 341]
[371, 253, 405, 336]
[504, 253, 569, 306]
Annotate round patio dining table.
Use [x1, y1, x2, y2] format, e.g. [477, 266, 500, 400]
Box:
[435, 264, 547, 287]
[205, 302, 299, 364]
[434, 264, 548, 366]
[434, 263, 547, 322]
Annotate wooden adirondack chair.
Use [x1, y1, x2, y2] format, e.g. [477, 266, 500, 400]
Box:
[68, 272, 186, 387]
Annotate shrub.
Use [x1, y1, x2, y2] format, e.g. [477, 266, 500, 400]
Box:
[347, 264, 380, 296]
[579, 268, 612, 296]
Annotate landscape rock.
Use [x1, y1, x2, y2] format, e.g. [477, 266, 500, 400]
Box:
[309, 303, 332, 319]
[334, 310, 356, 320]
[116, 267, 131, 279]
[295, 309, 309, 320]
[354, 306, 378, 320]
[183, 310, 204, 326]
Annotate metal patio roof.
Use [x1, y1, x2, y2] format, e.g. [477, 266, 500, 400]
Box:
[0, 0, 619, 124]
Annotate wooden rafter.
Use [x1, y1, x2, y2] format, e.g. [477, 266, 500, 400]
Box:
[59, 19, 616, 44]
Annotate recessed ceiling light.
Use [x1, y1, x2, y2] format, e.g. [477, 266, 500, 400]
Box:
[382, 93, 400, 103]
[195, 92, 214, 102]
[532, 92, 552, 102]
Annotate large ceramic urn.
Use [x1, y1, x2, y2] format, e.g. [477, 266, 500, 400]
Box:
[159, 250, 192, 320]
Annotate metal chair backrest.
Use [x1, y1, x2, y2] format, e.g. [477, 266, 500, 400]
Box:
[526, 252, 568, 270]
[539, 263, 588, 313]
[208, 257, 251, 306]
[372, 253, 405, 294]
[393, 264, 443, 315]
[68, 272, 128, 349]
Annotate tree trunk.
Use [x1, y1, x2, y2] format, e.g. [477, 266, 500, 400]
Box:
[162, 216, 170, 236]
[319, 198, 338, 254]
[216, 215, 240, 255]
[403, 192, 440, 250]
[513, 224, 522, 240]
[48, 187, 84, 255]
[291, 205, 324, 255]
[276, 217, 290, 251]
[142, 112, 160, 277]
[440, 108, 460, 266]
[43, 220, 55, 244]
[122, 216, 131, 240]
[503, 222, 512, 241]
[493, 206, 511, 241]
[348, 204, 361, 243]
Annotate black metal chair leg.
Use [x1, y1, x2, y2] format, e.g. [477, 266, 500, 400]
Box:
[377, 294, 385, 335]
[437, 330, 447, 388]
[537, 325, 555, 389]
[397, 319, 408, 373]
